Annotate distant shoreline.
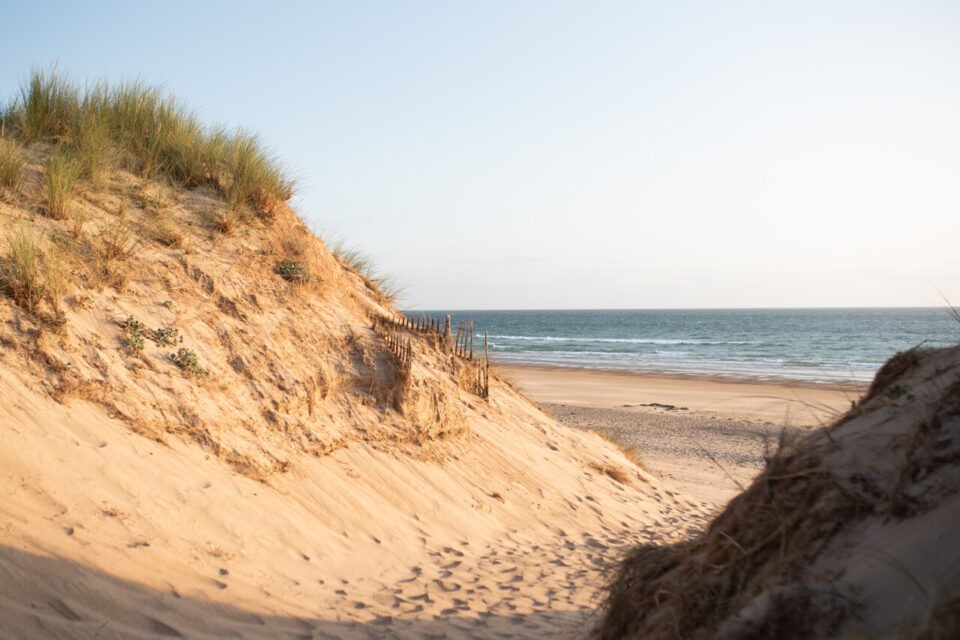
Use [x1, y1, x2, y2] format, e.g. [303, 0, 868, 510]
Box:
[417, 308, 951, 387]
[493, 360, 871, 392]
[496, 363, 866, 425]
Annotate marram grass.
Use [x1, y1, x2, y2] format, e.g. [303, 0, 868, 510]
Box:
[0, 138, 26, 197]
[45, 147, 82, 220]
[0, 225, 62, 314]
[3, 67, 293, 216]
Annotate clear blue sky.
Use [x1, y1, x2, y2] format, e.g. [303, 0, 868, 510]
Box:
[3, 1, 958, 309]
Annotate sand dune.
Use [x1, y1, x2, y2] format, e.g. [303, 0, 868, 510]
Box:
[0, 358, 707, 639]
[597, 345, 960, 639]
[0, 144, 709, 638]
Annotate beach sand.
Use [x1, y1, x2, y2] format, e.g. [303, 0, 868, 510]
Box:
[498, 364, 867, 505]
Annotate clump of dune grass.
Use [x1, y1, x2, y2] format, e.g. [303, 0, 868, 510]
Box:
[329, 237, 402, 303]
[68, 94, 115, 185]
[203, 206, 241, 235]
[4, 67, 294, 219]
[143, 215, 183, 247]
[98, 218, 140, 262]
[224, 133, 292, 217]
[0, 138, 26, 198]
[44, 147, 82, 220]
[588, 427, 649, 472]
[0, 226, 63, 314]
[7, 66, 78, 143]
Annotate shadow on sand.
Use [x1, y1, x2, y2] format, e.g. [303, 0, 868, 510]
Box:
[0, 545, 598, 639]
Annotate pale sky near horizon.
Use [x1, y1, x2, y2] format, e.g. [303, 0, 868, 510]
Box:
[2, 1, 958, 309]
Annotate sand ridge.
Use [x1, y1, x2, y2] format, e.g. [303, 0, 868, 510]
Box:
[0, 344, 710, 639]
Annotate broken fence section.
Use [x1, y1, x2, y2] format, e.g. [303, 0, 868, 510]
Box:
[372, 313, 490, 399]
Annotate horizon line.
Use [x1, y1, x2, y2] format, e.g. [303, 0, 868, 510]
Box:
[401, 304, 954, 313]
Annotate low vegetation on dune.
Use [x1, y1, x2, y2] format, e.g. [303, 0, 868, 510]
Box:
[0, 67, 399, 317]
[598, 345, 960, 640]
[0, 67, 487, 478]
[3, 67, 292, 216]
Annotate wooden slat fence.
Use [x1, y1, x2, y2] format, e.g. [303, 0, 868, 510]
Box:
[372, 313, 490, 399]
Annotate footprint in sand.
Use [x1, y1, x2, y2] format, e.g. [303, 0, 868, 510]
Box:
[409, 592, 434, 603]
[146, 617, 183, 637]
[434, 579, 461, 592]
[48, 598, 83, 622]
[442, 546, 465, 557]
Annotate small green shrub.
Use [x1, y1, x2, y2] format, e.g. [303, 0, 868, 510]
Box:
[151, 326, 179, 346]
[45, 147, 82, 220]
[171, 347, 207, 377]
[274, 259, 309, 283]
[884, 384, 914, 401]
[121, 315, 145, 355]
[0, 138, 26, 197]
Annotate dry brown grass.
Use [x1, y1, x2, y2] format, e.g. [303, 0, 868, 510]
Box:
[588, 427, 649, 472]
[597, 433, 861, 640]
[143, 216, 183, 248]
[597, 347, 960, 640]
[0, 225, 63, 315]
[590, 462, 633, 485]
[0, 138, 26, 199]
[44, 147, 81, 220]
[203, 206, 240, 235]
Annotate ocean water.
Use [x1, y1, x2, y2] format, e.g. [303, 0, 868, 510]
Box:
[410, 308, 959, 384]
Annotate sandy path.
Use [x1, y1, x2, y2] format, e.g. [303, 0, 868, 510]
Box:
[0, 369, 709, 640]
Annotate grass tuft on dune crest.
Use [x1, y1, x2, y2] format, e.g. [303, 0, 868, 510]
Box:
[3, 67, 294, 218]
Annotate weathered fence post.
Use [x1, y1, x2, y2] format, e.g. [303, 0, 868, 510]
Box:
[469, 320, 474, 359]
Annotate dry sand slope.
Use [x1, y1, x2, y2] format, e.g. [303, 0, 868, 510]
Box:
[0, 366, 708, 639]
[0, 158, 709, 639]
